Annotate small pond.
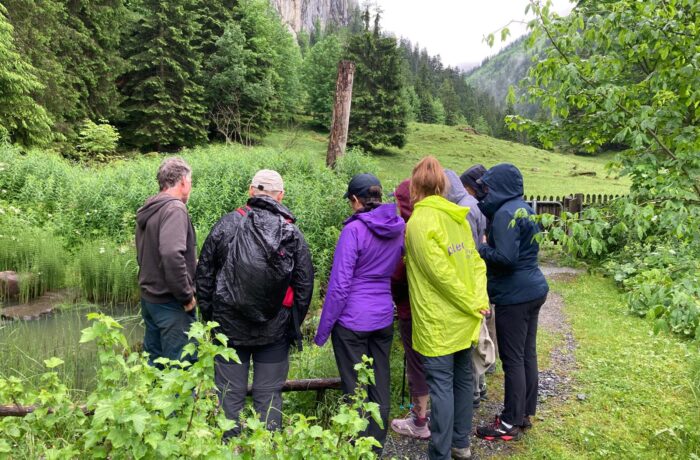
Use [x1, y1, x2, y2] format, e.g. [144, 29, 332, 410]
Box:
[0, 303, 143, 394]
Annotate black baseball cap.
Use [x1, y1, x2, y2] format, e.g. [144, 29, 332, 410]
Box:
[344, 173, 382, 199]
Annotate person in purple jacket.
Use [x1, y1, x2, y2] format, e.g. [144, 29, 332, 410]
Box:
[314, 173, 405, 452]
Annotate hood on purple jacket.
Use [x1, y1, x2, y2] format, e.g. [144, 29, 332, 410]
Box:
[314, 203, 405, 346]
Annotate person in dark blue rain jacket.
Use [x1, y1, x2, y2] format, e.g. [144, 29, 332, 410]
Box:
[475, 163, 549, 442]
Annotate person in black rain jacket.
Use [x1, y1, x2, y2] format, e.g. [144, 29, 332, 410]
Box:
[195, 169, 314, 438]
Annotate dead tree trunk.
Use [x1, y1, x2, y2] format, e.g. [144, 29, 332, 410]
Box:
[326, 60, 355, 168]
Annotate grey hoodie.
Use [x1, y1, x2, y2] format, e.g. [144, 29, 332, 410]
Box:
[135, 193, 196, 304]
[445, 169, 487, 245]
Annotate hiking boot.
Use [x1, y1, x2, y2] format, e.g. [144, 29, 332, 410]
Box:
[473, 397, 481, 409]
[476, 416, 522, 441]
[520, 415, 533, 431]
[390, 412, 431, 439]
[451, 446, 473, 459]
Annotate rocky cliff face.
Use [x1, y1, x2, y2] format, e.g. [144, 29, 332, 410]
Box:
[271, 0, 358, 34]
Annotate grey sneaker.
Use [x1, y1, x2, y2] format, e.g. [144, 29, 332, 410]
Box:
[451, 446, 472, 459]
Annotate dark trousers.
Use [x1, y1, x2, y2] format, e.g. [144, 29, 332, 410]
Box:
[331, 323, 393, 449]
[398, 318, 430, 398]
[141, 299, 195, 366]
[215, 340, 290, 439]
[422, 347, 474, 460]
[495, 295, 546, 426]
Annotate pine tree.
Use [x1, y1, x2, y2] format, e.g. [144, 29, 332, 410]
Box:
[207, 21, 273, 144]
[439, 78, 461, 126]
[194, 0, 236, 58]
[119, 0, 207, 151]
[206, 0, 302, 144]
[3, 0, 128, 140]
[0, 5, 52, 146]
[302, 34, 343, 129]
[344, 9, 408, 150]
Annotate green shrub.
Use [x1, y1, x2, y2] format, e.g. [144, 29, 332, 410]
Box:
[76, 120, 120, 161]
[530, 198, 700, 339]
[0, 316, 381, 458]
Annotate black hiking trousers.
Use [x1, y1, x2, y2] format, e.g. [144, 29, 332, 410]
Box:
[331, 323, 393, 452]
[495, 295, 547, 426]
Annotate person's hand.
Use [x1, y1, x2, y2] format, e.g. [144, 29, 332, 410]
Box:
[184, 297, 197, 312]
[479, 309, 490, 317]
[481, 235, 487, 244]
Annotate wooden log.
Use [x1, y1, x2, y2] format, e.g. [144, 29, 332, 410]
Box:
[1, 378, 344, 417]
[0, 403, 91, 417]
[247, 377, 342, 394]
[326, 60, 355, 168]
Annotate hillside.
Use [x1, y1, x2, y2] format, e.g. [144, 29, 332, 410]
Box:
[263, 123, 630, 196]
[465, 36, 541, 115]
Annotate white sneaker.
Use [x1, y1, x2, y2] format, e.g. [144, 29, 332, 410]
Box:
[390, 414, 431, 439]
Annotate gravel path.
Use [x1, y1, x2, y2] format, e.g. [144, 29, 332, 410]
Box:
[383, 266, 580, 459]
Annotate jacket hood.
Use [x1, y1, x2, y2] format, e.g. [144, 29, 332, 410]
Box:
[445, 169, 469, 205]
[414, 195, 469, 224]
[478, 163, 524, 218]
[136, 193, 182, 229]
[247, 195, 296, 222]
[394, 179, 413, 222]
[347, 203, 404, 239]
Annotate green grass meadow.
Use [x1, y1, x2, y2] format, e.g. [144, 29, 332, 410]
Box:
[265, 122, 630, 196]
[515, 275, 700, 459]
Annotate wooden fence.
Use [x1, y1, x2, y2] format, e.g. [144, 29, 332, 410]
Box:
[524, 193, 622, 217]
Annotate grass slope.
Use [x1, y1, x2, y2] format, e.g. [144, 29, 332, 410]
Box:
[516, 275, 700, 459]
[264, 123, 630, 196]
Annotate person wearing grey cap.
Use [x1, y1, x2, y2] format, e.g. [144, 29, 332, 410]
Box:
[195, 169, 314, 439]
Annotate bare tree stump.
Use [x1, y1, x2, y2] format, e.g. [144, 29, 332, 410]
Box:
[326, 60, 355, 168]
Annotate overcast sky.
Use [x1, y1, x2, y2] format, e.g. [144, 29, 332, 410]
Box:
[376, 0, 574, 69]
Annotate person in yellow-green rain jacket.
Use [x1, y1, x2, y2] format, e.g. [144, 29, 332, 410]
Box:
[405, 156, 489, 460]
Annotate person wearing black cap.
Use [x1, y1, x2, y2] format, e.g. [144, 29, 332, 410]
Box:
[315, 173, 405, 453]
[460, 164, 488, 201]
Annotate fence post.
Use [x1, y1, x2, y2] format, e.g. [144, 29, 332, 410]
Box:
[571, 194, 584, 213]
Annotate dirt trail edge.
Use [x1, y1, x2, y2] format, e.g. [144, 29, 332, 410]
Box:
[383, 265, 582, 459]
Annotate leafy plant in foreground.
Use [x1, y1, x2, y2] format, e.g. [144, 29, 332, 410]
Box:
[0, 315, 382, 458]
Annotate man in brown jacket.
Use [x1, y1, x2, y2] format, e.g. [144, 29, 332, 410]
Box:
[135, 157, 197, 366]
